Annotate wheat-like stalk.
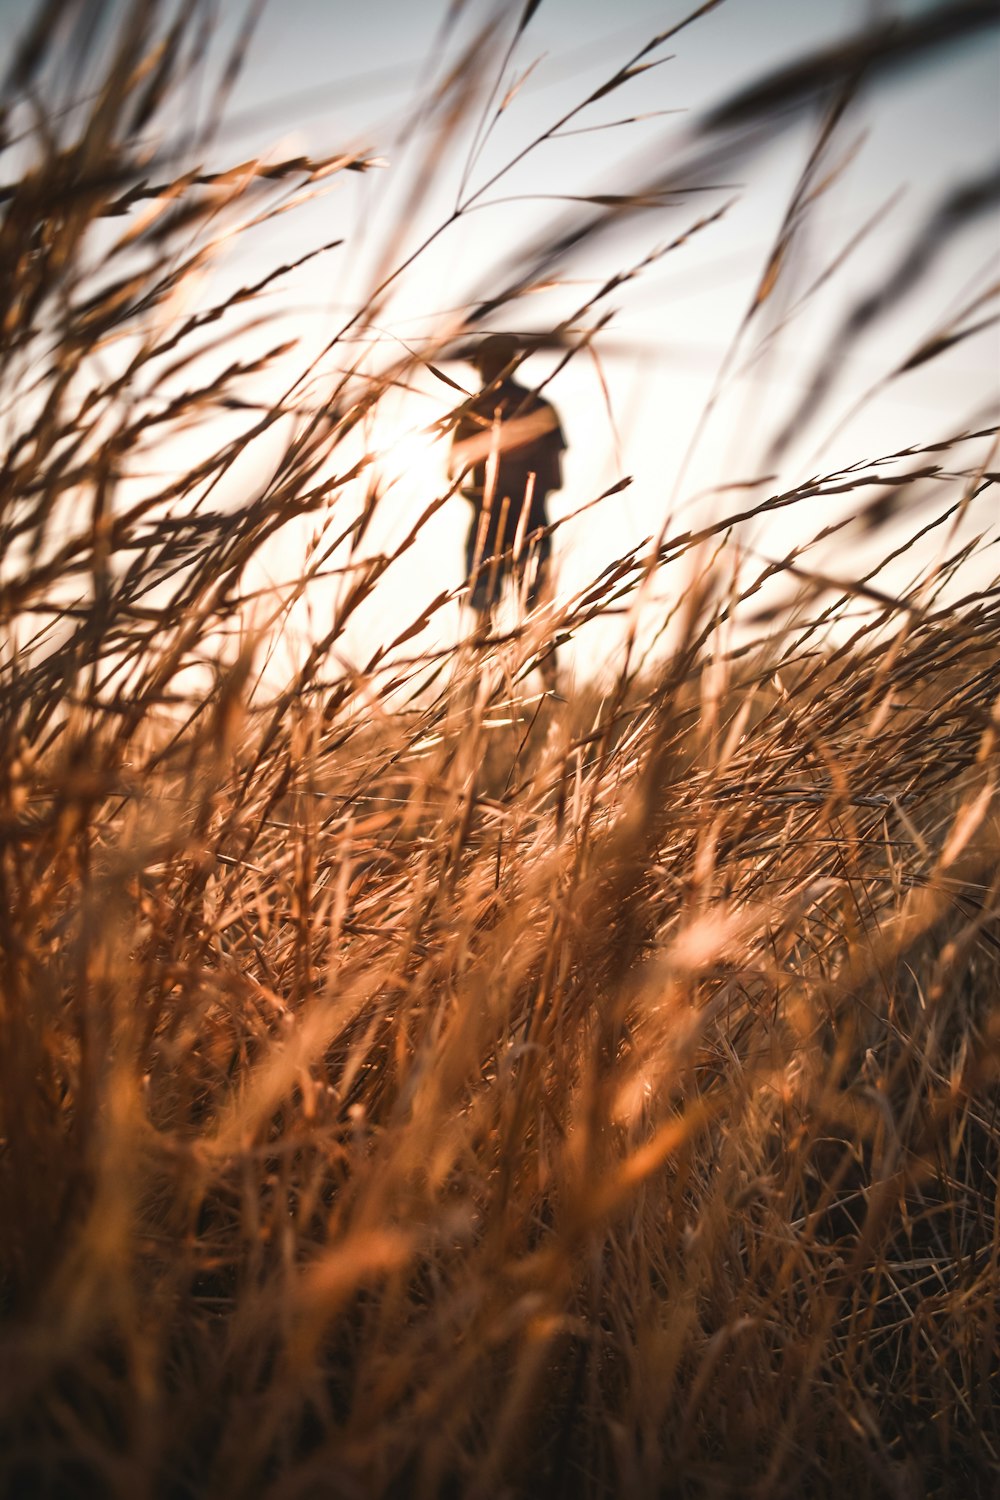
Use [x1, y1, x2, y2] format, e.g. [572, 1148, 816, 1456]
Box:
[1, 4, 997, 1497]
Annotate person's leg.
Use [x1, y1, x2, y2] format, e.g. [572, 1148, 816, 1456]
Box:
[466, 519, 492, 613]
[524, 532, 558, 691]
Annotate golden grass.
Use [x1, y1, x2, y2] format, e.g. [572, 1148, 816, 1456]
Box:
[1, 3, 998, 1496]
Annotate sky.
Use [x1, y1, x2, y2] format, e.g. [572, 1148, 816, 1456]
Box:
[5, 0, 1000, 684]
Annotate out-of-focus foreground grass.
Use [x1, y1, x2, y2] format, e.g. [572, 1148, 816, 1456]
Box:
[1, 3, 998, 1496]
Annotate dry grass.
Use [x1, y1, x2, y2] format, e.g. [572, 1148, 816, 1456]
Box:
[1, 3, 998, 1497]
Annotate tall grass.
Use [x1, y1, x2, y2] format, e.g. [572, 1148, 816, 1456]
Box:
[1, 3, 998, 1497]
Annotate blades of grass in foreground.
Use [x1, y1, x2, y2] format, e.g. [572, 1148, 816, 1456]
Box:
[1, 3, 998, 1498]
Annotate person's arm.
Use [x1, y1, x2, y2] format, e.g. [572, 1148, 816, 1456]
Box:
[450, 410, 487, 498]
[543, 411, 566, 493]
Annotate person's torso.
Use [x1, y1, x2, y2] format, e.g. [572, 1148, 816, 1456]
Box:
[456, 381, 564, 514]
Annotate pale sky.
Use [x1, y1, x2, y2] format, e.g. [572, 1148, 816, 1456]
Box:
[6, 0, 1000, 683]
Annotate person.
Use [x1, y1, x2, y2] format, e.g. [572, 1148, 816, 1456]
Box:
[449, 333, 566, 628]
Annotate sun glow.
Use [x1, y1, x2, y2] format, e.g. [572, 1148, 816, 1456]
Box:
[371, 410, 450, 501]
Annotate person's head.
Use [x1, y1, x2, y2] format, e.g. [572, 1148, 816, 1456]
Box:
[474, 332, 518, 385]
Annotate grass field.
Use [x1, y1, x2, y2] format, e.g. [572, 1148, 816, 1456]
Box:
[1, 3, 998, 1496]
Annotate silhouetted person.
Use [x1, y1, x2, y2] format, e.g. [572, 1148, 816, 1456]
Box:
[450, 336, 566, 659]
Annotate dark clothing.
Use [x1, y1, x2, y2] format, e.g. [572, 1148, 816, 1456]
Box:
[450, 377, 565, 612]
[463, 520, 552, 612]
